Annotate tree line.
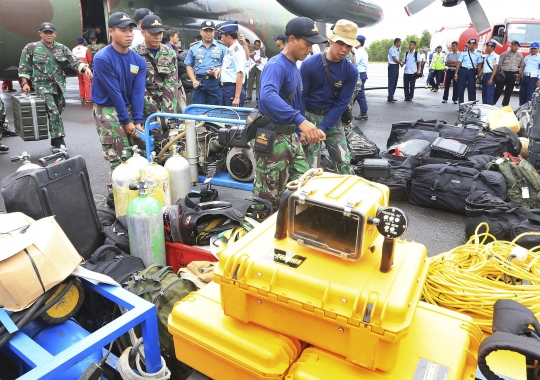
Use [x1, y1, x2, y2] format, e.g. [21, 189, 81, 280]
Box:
[366, 30, 432, 62]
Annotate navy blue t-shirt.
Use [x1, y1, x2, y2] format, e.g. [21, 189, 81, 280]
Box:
[300, 53, 358, 131]
[258, 53, 305, 127]
[91, 45, 147, 125]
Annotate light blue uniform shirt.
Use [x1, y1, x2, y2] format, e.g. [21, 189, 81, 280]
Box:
[523, 54, 540, 78]
[458, 49, 483, 69]
[184, 40, 226, 76]
[356, 48, 368, 73]
[220, 40, 246, 84]
[403, 50, 419, 74]
[483, 52, 499, 74]
[388, 46, 400, 64]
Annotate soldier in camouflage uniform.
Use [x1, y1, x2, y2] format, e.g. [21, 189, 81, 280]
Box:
[19, 22, 92, 148]
[253, 17, 327, 210]
[91, 12, 146, 207]
[134, 14, 179, 133]
[87, 35, 101, 69]
[300, 20, 359, 175]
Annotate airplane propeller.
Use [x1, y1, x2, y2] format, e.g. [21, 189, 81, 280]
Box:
[404, 0, 490, 35]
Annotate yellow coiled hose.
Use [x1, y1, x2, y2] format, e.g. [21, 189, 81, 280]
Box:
[422, 223, 540, 333]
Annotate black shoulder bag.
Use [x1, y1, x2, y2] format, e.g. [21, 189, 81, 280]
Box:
[486, 54, 505, 84]
[467, 49, 478, 75]
[321, 53, 353, 124]
[244, 72, 299, 141]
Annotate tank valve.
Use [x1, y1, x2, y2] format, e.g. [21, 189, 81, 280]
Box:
[129, 181, 148, 195]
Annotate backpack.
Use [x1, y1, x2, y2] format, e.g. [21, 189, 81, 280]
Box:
[77, 245, 145, 333]
[125, 264, 197, 379]
[103, 216, 130, 253]
[403, 51, 418, 64]
[164, 197, 273, 245]
[487, 154, 540, 208]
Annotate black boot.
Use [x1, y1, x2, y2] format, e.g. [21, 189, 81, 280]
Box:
[1, 128, 18, 137]
[0, 144, 9, 152]
[51, 136, 66, 149]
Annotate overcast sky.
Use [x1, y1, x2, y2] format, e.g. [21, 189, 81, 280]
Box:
[360, 0, 537, 46]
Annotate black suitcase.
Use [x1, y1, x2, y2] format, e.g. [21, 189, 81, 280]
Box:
[1, 155, 102, 258]
[409, 163, 507, 214]
[11, 93, 49, 141]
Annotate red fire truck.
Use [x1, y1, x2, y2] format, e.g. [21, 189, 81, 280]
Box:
[431, 18, 540, 57]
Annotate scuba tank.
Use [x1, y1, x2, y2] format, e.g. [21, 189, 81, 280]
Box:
[164, 144, 192, 204]
[126, 181, 166, 267]
[11, 152, 41, 171]
[127, 145, 150, 173]
[140, 151, 171, 207]
[111, 151, 140, 217]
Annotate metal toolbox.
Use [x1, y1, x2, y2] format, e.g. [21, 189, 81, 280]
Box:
[11, 93, 49, 141]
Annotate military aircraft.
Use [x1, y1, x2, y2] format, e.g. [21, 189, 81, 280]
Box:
[0, 0, 384, 81]
[404, 0, 490, 35]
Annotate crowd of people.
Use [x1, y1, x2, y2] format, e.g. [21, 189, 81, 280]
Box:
[1, 9, 539, 212]
[387, 37, 540, 107]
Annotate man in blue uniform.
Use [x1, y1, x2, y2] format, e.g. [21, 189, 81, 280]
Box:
[300, 19, 358, 175]
[185, 21, 227, 105]
[519, 42, 540, 106]
[387, 38, 402, 102]
[217, 20, 246, 107]
[481, 41, 499, 105]
[354, 35, 369, 120]
[455, 38, 483, 104]
[91, 12, 146, 206]
[252, 17, 326, 210]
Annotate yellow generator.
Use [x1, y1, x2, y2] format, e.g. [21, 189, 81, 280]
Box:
[169, 172, 483, 379]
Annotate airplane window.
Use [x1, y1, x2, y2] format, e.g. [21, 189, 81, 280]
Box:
[249, 19, 254, 26]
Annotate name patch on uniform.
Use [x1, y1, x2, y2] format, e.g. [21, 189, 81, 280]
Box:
[130, 64, 139, 74]
[264, 249, 306, 268]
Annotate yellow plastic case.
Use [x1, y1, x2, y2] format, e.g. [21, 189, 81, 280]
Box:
[286, 302, 482, 380]
[487, 106, 520, 133]
[168, 282, 301, 380]
[214, 215, 428, 371]
[283, 174, 390, 261]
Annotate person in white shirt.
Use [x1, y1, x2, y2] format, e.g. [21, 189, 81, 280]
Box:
[420, 49, 427, 76]
[246, 40, 266, 103]
[402, 41, 421, 101]
[218, 20, 247, 107]
[131, 8, 152, 49]
[73, 36, 93, 103]
[353, 35, 369, 120]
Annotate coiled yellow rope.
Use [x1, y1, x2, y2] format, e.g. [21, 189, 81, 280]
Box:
[422, 223, 540, 333]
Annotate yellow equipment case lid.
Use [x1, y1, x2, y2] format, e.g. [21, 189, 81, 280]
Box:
[285, 302, 482, 380]
[214, 173, 429, 371]
[168, 282, 302, 380]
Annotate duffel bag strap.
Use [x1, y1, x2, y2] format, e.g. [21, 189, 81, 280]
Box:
[88, 245, 123, 264]
[470, 173, 480, 194]
[432, 164, 450, 190]
[150, 265, 173, 282]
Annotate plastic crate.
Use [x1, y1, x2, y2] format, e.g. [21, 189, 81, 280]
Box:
[165, 241, 218, 273]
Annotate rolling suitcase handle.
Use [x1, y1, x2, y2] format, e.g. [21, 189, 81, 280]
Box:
[39, 152, 70, 167]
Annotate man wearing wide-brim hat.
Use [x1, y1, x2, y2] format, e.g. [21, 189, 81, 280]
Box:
[299, 19, 359, 175]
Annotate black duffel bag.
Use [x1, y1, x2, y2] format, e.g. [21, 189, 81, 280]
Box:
[473, 128, 522, 157]
[387, 119, 447, 148]
[465, 191, 540, 248]
[409, 163, 507, 214]
[367, 167, 411, 201]
[103, 216, 130, 253]
[77, 245, 145, 332]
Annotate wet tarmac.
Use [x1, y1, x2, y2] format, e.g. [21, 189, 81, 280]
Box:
[0, 64, 522, 257]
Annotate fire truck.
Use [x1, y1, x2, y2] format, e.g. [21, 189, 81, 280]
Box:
[431, 18, 540, 56]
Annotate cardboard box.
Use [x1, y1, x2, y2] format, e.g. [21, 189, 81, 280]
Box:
[0, 213, 83, 311]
